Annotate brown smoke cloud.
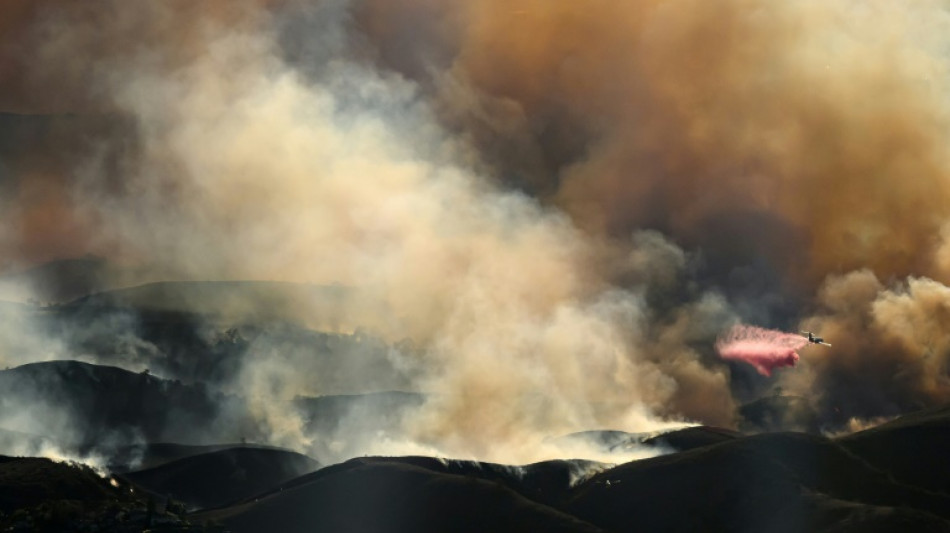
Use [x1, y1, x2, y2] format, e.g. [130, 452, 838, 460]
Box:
[782, 271, 950, 422]
[12, 1, 950, 284]
[4, 0, 950, 458]
[351, 1, 950, 429]
[355, 0, 950, 287]
[0, 0, 275, 269]
[0, 1, 739, 462]
[0, 0, 281, 114]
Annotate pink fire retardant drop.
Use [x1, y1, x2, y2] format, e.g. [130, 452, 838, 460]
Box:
[715, 324, 807, 376]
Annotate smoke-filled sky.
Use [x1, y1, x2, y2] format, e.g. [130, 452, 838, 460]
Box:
[2, 0, 950, 461]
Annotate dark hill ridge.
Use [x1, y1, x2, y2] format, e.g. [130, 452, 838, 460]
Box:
[43, 280, 368, 388]
[194, 403, 950, 533]
[66, 280, 354, 322]
[194, 459, 605, 533]
[642, 425, 742, 451]
[566, 432, 950, 532]
[0, 454, 216, 531]
[120, 447, 319, 510]
[0, 360, 422, 466]
[838, 403, 950, 495]
[554, 425, 741, 454]
[1, 400, 948, 531]
[294, 391, 425, 434]
[552, 430, 650, 453]
[0, 456, 118, 513]
[107, 442, 291, 473]
[253, 456, 608, 511]
[192, 430, 950, 533]
[41, 289, 417, 393]
[0, 256, 112, 303]
[3, 349, 949, 532]
[0, 360, 250, 449]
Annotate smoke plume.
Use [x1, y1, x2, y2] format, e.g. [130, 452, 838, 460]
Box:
[3, 0, 950, 462]
[781, 271, 950, 425]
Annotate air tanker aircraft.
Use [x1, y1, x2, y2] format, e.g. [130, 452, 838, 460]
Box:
[801, 331, 831, 347]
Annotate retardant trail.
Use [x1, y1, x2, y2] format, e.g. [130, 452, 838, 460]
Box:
[715, 324, 807, 376]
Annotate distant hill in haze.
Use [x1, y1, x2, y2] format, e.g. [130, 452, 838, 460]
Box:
[0, 264, 362, 323]
[294, 391, 425, 434]
[552, 425, 741, 455]
[0, 360, 251, 450]
[0, 256, 113, 303]
[107, 442, 288, 473]
[0, 360, 421, 466]
[66, 280, 356, 325]
[13, 280, 418, 394]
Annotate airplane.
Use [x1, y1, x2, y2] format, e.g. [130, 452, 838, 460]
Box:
[800, 331, 831, 347]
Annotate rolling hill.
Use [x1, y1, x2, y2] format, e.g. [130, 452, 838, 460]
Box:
[194, 459, 605, 533]
[120, 447, 319, 510]
[565, 431, 950, 532]
[837, 404, 950, 495]
[188, 404, 950, 533]
[65, 280, 355, 324]
[0, 360, 250, 450]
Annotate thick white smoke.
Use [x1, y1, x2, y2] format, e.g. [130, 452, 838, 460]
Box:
[0, 3, 729, 464]
[9, 0, 950, 465]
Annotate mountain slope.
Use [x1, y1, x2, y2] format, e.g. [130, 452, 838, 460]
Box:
[837, 404, 950, 495]
[66, 280, 353, 322]
[565, 432, 950, 532]
[121, 447, 319, 510]
[195, 459, 604, 533]
[0, 360, 248, 449]
[0, 456, 117, 512]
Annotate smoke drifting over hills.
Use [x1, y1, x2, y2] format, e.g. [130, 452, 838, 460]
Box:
[3, 0, 950, 462]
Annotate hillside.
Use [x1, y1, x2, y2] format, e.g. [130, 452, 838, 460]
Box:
[837, 404, 950, 495]
[190, 405, 950, 533]
[0, 360, 250, 449]
[107, 442, 285, 472]
[2, 393, 948, 531]
[0, 455, 210, 531]
[0, 257, 112, 303]
[195, 459, 605, 533]
[0, 456, 117, 513]
[0, 360, 422, 466]
[565, 432, 950, 532]
[120, 447, 319, 510]
[553, 425, 740, 454]
[41, 292, 416, 393]
[66, 280, 354, 323]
